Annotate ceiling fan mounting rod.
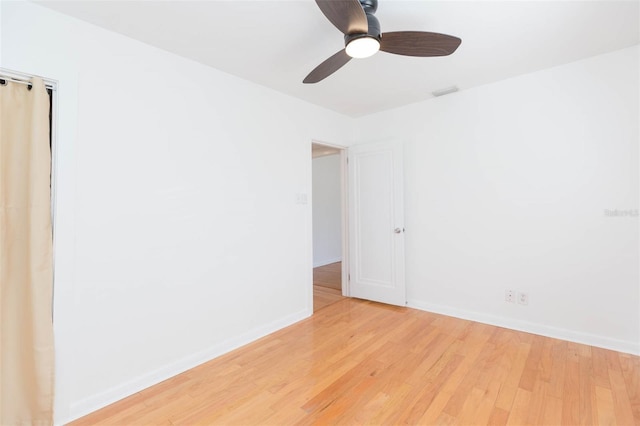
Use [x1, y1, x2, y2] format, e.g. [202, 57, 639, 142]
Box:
[359, 0, 378, 14]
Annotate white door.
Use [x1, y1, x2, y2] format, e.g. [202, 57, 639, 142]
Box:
[348, 141, 405, 306]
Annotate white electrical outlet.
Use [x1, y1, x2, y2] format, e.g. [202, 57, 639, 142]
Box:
[505, 289, 515, 303]
[518, 292, 529, 305]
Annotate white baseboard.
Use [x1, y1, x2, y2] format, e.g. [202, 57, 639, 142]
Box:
[313, 257, 342, 268]
[407, 299, 640, 356]
[64, 308, 312, 424]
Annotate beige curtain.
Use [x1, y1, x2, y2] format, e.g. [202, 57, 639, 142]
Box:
[0, 78, 54, 425]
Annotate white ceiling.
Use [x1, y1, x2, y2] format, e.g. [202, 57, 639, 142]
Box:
[37, 0, 639, 117]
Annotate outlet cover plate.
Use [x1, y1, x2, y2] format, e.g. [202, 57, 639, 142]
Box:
[518, 292, 529, 305]
[505, 290, 515, 303]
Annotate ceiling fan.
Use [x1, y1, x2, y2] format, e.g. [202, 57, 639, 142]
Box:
[303, 0, 461, 84]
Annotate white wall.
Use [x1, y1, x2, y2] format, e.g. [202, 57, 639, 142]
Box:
[312, 154, 342, 267]
[356, 46, 640, 354]
[1, 2, 354, 423]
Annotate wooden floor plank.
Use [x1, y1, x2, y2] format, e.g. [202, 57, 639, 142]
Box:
[596, 385, 617, 426]
[69, 298, 640, 426]
[547, 339, 568, 399]
[540, 391, 563, 426]
[609, 367, 636, 426]
[313, 261, 342, 291]
[506, 387, 532, 425]
[592, 346, 613, 388]
[313, 262, 344, 311]
[488, 406, 510, 426]
[619, 353, 640, 422]
[494, 341, 532, 411]
[561, 355, 581, 425]
[578, 354, 595, 426]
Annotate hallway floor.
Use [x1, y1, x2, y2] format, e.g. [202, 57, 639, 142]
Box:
[313, 261, 343, 312]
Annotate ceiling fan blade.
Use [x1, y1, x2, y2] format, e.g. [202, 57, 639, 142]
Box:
[303, 50, 352, 84]
[315, 0, 368, 35]
[380, 31, 461, 57]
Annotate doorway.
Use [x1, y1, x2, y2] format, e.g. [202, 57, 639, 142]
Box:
[311, 142, 347, 312]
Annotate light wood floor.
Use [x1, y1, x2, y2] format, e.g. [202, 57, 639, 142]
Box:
[313, 261, 344, 312]
[313, 285, 344, 312]
[71, 298, 640, 425]
[313, 261, 342, 291]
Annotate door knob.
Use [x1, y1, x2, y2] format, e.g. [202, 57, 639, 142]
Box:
[394, 228, 402, 234]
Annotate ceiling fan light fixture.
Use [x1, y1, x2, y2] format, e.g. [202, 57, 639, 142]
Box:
[345, 36, 380, 58]
[304, 0, 461, 83]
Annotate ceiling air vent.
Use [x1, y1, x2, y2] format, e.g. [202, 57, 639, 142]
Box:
[432, 86, 459, 97]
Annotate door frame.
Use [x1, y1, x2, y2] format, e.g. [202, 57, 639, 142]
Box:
[310, 140, 350, 299]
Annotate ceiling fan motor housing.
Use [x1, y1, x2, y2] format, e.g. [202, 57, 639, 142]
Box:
[344, 5, 381, 47]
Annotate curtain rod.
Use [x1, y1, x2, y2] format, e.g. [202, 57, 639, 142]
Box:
[0, 70, 57, 91]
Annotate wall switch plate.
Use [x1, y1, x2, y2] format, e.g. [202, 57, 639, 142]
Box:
[518, 292, 529, 305]
[505, 289, 515, 303]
